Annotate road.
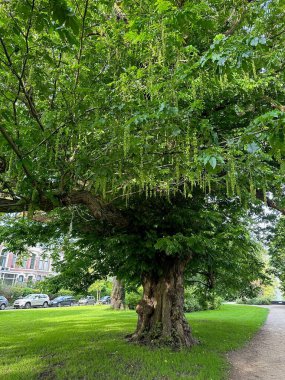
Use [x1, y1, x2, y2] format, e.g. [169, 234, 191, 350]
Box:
[229, 305, 285, 380]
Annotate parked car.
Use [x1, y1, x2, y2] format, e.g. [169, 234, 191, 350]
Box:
[78, 295, 95, 305]
[50, 296, 77, 307]
[0, 296, 8, 310]
[13, 294, 50, 309]
[98, 296, 111, 305]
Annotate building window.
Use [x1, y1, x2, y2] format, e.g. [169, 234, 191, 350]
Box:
[11, 254, 17, 268]
[0, 253, 7, 268]
[2, 273, 17, 285]
[20, 257, 28, 269]
[36, 275, 41, 281]
[44, 259, 49, 271]
[18, 275, 24, 283]
[30, 254, 36, 269]
[27, 276, 33, 285]
[38, 259, 44, 270]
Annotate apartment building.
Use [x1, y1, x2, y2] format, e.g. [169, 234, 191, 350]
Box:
[0, 244, 54, 285]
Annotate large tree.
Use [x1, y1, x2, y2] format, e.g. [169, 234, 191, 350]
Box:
[0, 0, 285, 347]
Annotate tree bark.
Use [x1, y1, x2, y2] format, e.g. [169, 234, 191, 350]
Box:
[111, 277, 125, 310]
[128, 257, 197, 349]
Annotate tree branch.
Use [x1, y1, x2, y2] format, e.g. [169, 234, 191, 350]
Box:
[63, 190, 129, 228]
[0, 197, 27, 213]
[0, 126, 36, 184]
[0, 35, 45, 132]
[256, 190, 285, 215]
[75, 0, 89, 87]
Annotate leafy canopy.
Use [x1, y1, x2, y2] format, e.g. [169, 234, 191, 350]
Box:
[0, 0, 284, 211]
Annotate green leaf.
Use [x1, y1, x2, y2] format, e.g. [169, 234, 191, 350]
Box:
[209, 157, 217, 169]
[247, 142, 260, 153]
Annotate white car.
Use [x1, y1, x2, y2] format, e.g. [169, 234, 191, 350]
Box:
[13, 294, 50, 309]
[78, 295, 95, 305]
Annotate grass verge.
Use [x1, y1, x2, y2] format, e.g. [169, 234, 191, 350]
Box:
[0, 304, 268, 380]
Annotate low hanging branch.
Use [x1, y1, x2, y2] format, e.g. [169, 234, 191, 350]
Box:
[0, 197, 27, 213]
[65, 190, 129, 228]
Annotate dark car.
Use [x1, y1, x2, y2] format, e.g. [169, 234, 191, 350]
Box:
[0, 296, 8, 310]
[50, 296, 77, 307]
[98, 296, 111, 305]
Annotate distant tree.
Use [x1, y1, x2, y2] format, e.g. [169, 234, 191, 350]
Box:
[269, 217, 285, 293]
[88, 280, 112, 302]
[111, 278, 125, 310]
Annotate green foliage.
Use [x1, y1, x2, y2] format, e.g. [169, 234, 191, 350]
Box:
[0, 0, 284, 208]
[88, 280, 112, 298]
[236, 297, 271, 305]
[125, 289, 142, 310]
[0, 284, 40, 302]
[184, 287, 222, 312]
[269, 216, 285, 292]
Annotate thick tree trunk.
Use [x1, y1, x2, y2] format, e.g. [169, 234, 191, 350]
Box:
[111, 277, 125, 310]
[128, 257, 197, 349]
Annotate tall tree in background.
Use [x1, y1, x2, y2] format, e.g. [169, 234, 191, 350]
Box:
[269, 216, 285, 293]
[0, 0, 285, 347]
[111, 278, 125, 310]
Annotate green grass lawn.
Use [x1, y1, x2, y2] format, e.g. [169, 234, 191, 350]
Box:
[0, 304, 268, 380]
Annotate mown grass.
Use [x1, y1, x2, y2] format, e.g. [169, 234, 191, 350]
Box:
[0, 304, 268, 380]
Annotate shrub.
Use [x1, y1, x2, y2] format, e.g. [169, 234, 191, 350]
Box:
[0, 285, 40, 302]
[125, 291, 142, 310]
[184, 288, 222, 312]
[184, 288, 203, 312]
[236, 296, 271, 305]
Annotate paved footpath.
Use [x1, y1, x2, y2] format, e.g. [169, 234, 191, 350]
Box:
[229, 305, 285, 380]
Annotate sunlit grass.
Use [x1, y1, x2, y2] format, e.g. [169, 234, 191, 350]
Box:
[0, 305, 268, 380]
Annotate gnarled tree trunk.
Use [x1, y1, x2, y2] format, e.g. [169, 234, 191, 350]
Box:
[111, 277, 125, 309]
[128, 257, 197, 349]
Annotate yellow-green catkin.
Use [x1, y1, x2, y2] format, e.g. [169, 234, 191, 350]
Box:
[193, 132, 198, 163]
[226, 176, 230, 197]
[252, 60, 257, 79]
[102, 178, 106, 199]
[219, 74, 225, 90]
[176, 160, 180, 185]
[183, 181, 187, 197]
[207, 178, 211, 194]
[275, 149, 282, 163]
[123, 124, 130, 158]
[7, 153, 13, 177]
[145, 184, 148, 199]
[249, 177, 256, 198]
[185, 126, 190, 164]
[229, 159, 236, 194]
[55, 132, 60, 162]
[236, 183, 241, 202]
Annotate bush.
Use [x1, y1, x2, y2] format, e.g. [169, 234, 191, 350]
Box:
[125, 291, 142, 310]
[236, 296, 271, 305]
[184, 288, 204, 312]
[184, 288, 222, 312]
[0, 284, 40, 302]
